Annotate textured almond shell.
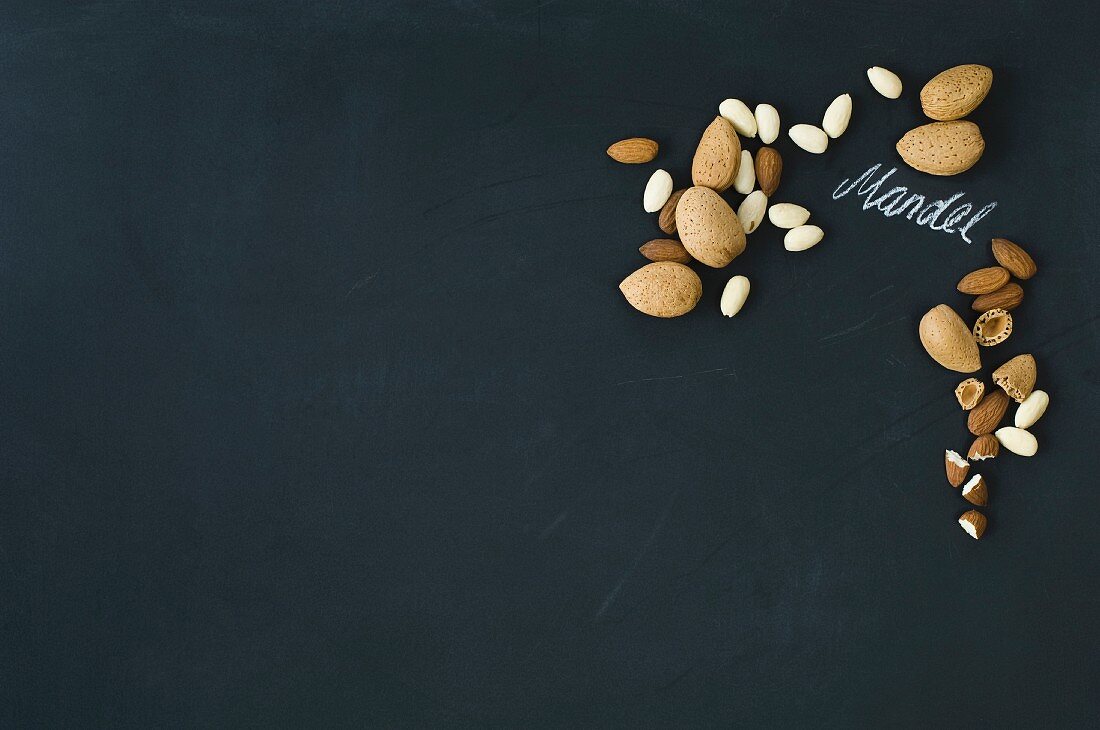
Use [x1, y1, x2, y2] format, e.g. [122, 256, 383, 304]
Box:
[920, 64, 993, 121]
[896, 121, 985, 176]
[973, 308, 1012, 346]
[619, 262, 702, 318]
[919, 304, 981, 372]
[993, 354, 1036, 402]
[955, 378, 985, 410]
[675, 186, 746, 268]
[691, 116, 740, 192]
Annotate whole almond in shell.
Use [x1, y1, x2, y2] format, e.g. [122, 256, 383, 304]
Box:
[991, 238, 1037, 280]
[968, 389, 1009, 435]
[957, 266, 1009, 294]
[968, 434, 999, 461]
[606, 137, 658, 164]
[972, 282, 1023, 312]
[920, 64, 993, 121]
[676, 186, 746, 268]
[896, 121, 985, 176]
[691, 116, 741, 192]
[658, 189, 686, 234]
[992, 353, 1036, 402]
[639, 239, 692, 264]
[755, 147, 783, 196]
[919, 304, 981, 373]
[619, 262, 702, 318]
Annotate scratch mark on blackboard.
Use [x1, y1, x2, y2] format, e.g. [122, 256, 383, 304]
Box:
[818, 313, 877, 342]
[819, 314, 908, 346]
[869, 284, 895, 298]
[615, 367, 725, 386]
[345, 273, 377, 297]
[538, 511, 568, 541]
[594, 489, 680, 621]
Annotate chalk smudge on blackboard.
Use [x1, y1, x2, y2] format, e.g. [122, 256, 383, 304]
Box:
[832, 163, 997, 243]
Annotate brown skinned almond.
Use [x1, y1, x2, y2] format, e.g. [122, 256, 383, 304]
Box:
[968, 390, 1009, 435]
[639, 239, 692, 264]
[658, 189, 686, 234]
[957, 266, 1010, 294]
[972, 283, 1023, 312]
[968, 434, 999, 461]
[755, 147, 782, 196]
[991, 238, 1037, 280]
[606, 137, 658, 164]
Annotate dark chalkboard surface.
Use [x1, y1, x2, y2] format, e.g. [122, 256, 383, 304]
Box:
[4, 1, 1099, 726]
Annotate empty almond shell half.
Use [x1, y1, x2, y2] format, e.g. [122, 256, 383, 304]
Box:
[955, 378, 985, 410]
[973, 308, 1012, 347]
[993, 353, 1036, 402]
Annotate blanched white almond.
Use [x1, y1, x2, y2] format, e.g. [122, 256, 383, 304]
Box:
[754, 103, 780, 144]
[643, 169, 673, 213]
[718, 98, 757, 138]
[736, 190, 767, 234]
[768, 203, 810, 229]
[733, 150, 755, 194]
[788, 124, 829, 154]
[995, 427, 1037, 457]
[1014, 390, 1049, 429]
[720, 275, 750, 317]
[867, 66, 903, 98]
[784, 224, 824, 252]
[822, 93, 852, 138]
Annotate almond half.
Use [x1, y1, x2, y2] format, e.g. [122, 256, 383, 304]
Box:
[961, 474, 989, 506]
[946, 450, 969, 488]
[973, 308, 1013, 347]
[958, 510, 987, 539]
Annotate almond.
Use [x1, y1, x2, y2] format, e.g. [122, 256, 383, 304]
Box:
[972, 283, 1023, 312]
[783, 225, 824, 252]
[718, 98, 757, 138]
[691, 116, 741, 192]
[972, 308, 1012, 347]
[643, 169, 673, 213]
[896, 121, 985, 176]
[946, 450, 969, 488]
[957, 266, 1010, 295]
[961, 474, 989, 506]
[720, 275, 750, 317]
[755, 147, 783, 196]
[1014, 390, 1049, 429]
[754, 103, 780, 144]
[968, 434, 999, 461]
[920, 64, 993, 121]
[639, 239, 692, 264]
[995, 426, 1037, 457]
[788, 124, 829, 154]
[619, 262, 701, 318]
[676, 186, 746, 268]
[991, 238, 1037, 280]
[768, 203, 810, 229]
[992, 353, 1036, 403]
[822, 93, 852, 139]
[958, 510, 987, 539]
[737, 191, 768, 234]
[606, 137, 659, 164]
[919, 304, 981, 373]
[658, 189, 686, 234]
[732, 151, 755, 195]
[968, 390, 1009, 435]
[867, 66, 903, 98]
[955, 378, 985, 410]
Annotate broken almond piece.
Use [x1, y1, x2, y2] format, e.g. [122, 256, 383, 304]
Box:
[959, 510, 987, 539]
[968, 434, 999, 461]
[961, 474, 988, 506]
[945, 450, 969, 488]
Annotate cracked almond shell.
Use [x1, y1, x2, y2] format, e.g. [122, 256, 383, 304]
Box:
[973, 308, 1012, 347]
[675, 186, 746, 268]
[993, 353, 1036, 402]
[919, 304, 981, 372]
[955, 378, 984, 410]
[691, 116, 740, 192]
[619, 262, 701, 318]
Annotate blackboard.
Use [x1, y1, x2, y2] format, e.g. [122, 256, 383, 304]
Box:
[4, 1, 1099, 726]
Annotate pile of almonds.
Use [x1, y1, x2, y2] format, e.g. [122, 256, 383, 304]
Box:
[918, 238, 1046, 540]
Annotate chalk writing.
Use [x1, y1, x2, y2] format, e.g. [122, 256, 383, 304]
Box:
[832, 163, 996, 243]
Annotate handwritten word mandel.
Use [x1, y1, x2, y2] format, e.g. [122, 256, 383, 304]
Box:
[832, 163, 996, 243]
